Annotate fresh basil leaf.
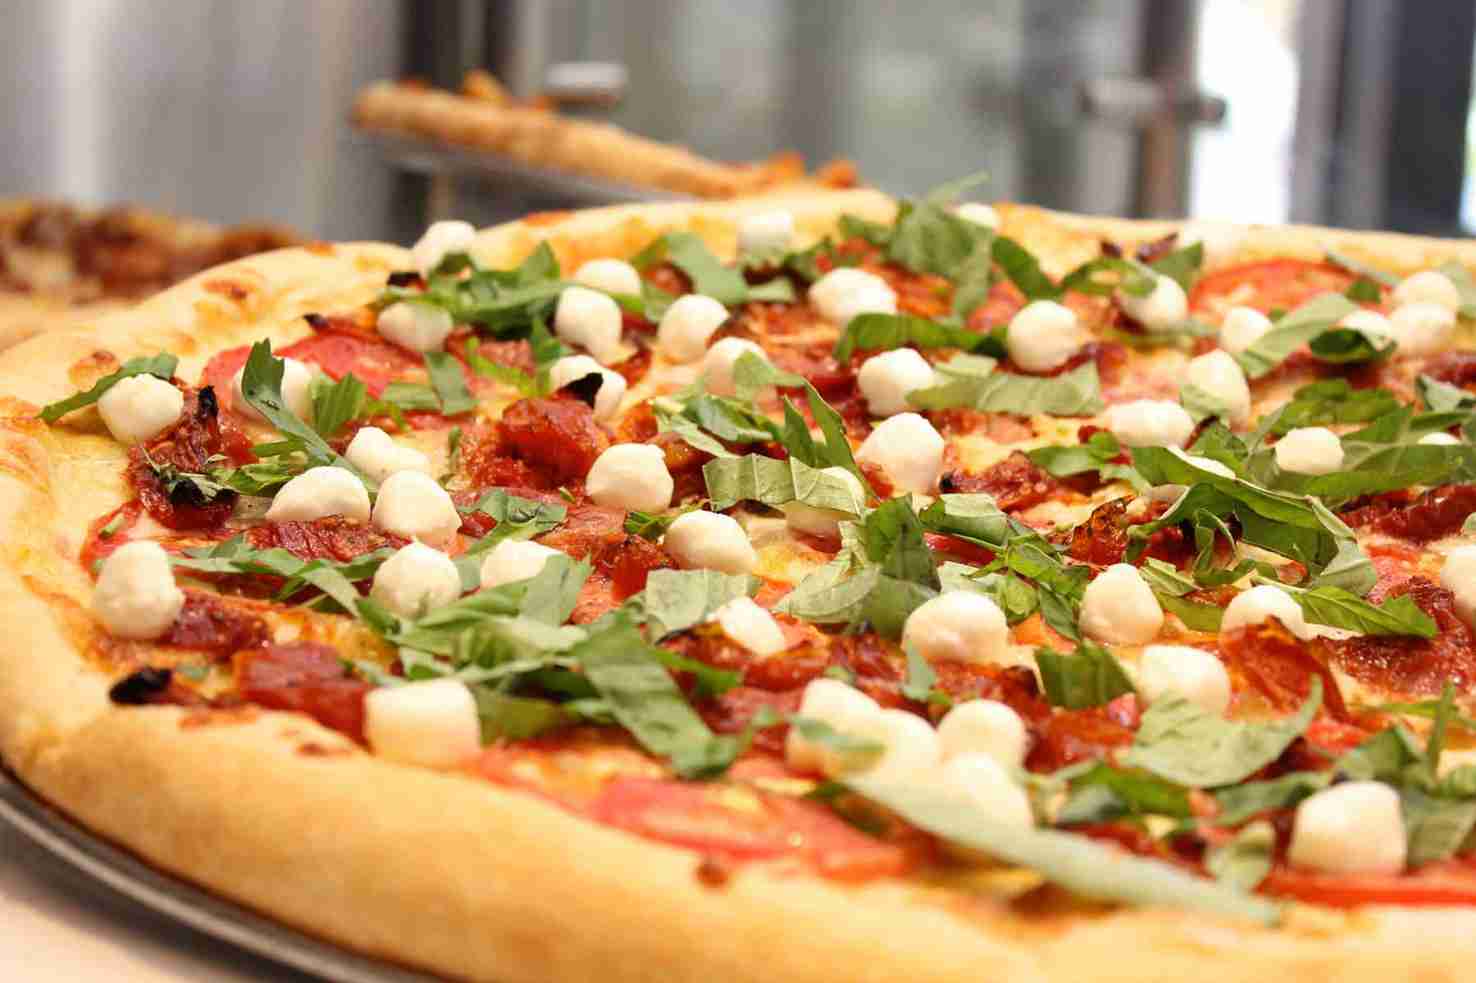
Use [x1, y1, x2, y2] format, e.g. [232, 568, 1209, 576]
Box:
[640, 568, 759, 638]
[775, 383, 866, 484]
[173, 538, 382, 615]
[919, 493, 1014, 549]
[885, 200, 990, 279]
[992, 235, 1061, 301]
[634, 231, 793, 306]
[900, 644, 950, 705]
[1417, 373, 1476, 413]
[377, 381, 441, 413]
[473, 690, 571, 741]
[730, 351, 804, 400]
[1337, 725, 1424, 784]
[1326, 251, 1398, 287]
[239, 341, 359, 476]
[1276, 583, 1438, 638]
[792, 716, 886, 769]
[1211, 771, 1331, 826]
[1126, 680, 1321, 788]
[703, 454, 867, 513]
[839, 213, 891, 246]
[679, 393, 778, 445]
[463, 337, 539, 396]
[1402, 786, 1476, 866]
[308, 373, 368, 439]
[862, 497, 940, 588]
[1437, 260, 1476, 319]
[649, 647, 742, 700]
[950, 247, 999, 326]
[1180, 382, 1237, 424]
[1035, 642, 1135, 710]
[1260, 380, 1401, 436]
[1306, 322, 1396, 365]
[1056, 762, 1192, 825]
[1059, 255, 1157, 297]
[422, 351, 477, 415]
[1344, 277, 1383, 303]
[939, 565, 1040, 624]
[774, 559, 880, 625]
[624, 507, 687, 541]
[1205, 820, 1275, 892]
[1027, 431, 1145, 489]
[518, 555, 591, 627]
[1150, 242, 1204, 291]
[1234, 293, 1360, 379]
[39, 353, 179, 423]
[832, 313, 992, 364]
[455, 491, 568, 589]
[910, 360, 1103, 416]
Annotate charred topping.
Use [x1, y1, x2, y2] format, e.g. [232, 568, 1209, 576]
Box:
[386, 270, 422, 288]
[108, 667, 173, 705]
[1136, 233, 1179, 265]
[303, 312, 328, 330]
[561, 371, 605, 409]
[196, 384, 219, 420]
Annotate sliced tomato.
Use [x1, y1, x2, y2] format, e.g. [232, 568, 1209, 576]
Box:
[1190, 259, 1363, 315]
[1263, 863, 1476, 908]
[235, 642, 371, 743]
[280, 330, 420, 396]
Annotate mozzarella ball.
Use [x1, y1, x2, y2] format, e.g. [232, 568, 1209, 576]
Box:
[858, 348, 936, 417]
[585, 443, 673, 512]
[1183, 350, 1251, 425]
[785, 678, 883, 777]
[479, 539, 562, 590]
[1421, 431, 1462, 446]
[1288, 781, 1406, 876]
[1217, 306, 1273, 355]
[364, 678, 481, 769]
[1392, 270, 1460, 312]
[266, 466, 371, 523]
[700, 337, 767, 397]
[954, 202, 1000, 229]
[345, 426, 433, 484]
[371, 542, 462, 617]
[782, 466, 865, 539]
[856, 708, 942, 783]
[96, 375, 183, 446]
[554, 285, 624, 363]
[92, 540, 184, 640]
[902, 592, 1010, 666]
[1341, 308, 1394, 347]
[712, 596, 788, 656]
[663, 510, 757, 574]
[1136, 645, 1231, 715]
[736, 209, 795, 254]
[1274, 427, 1344, 475]
[376, 301, 454, 353]
[1118, 274, 1188, 332]
[1103, 399, 1195, 449]
[657, 294, 729, 363]
[371, 470, 461, 546]
[1388, 302, 1456, 357]
[1006, 300, 1086, 373]
[937, 699, 1028, 769]
[232, 357, 313, 422]
[1176, 221, 1247, 266]
[1221, 584, 1315, 640]
[809, 268, 897, 326]
[940, 753, 1035, 829]
[573, 257, 642, 296]
[410, 220, 476, 277]
[1079, 563, 1164, 645]
[855, 412, 945, 494]
[547, 355, 627, 421]
[1440, 545, 1476, 626]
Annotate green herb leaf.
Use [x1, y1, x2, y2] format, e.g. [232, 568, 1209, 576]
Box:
[832, 313, 993, 364]
[1326, 251, 1398, 287]
[1150, 242, 1205, 291]
[1056, 762, 1192, 825]
[39, 353, 179, 423]
[1035, 642, 1135, 710]
[1259, 380, 1401, 437]
[1205, 820, 1275, 892]
[1277, 583, 1438, 638]
[992, 236, 1061, 301]
[238, 341, 359, 476]
[1233, 293, 1361, 379]
[309, 373, 369, 439]
[639, 568, 759, 638]
[900, 645, 949, 706]
[910, 359, 1103, 416]
[1211, 772, 1331, 826]
[1437, 260, 1476, 318]
[703, 454, 867, 514]
[422, 351, 477, 415]
[1026, 430, 1145, 490]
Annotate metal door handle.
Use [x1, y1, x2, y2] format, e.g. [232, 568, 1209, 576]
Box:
[1077, 77, 1227, 127]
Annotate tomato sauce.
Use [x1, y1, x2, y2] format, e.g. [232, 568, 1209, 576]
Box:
[1190, 259, 1365, 315]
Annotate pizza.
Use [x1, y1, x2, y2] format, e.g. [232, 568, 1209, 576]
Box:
[353, 72, 859, 199]
[0, 198, 299, 351]
[5, 186, 1476, 982]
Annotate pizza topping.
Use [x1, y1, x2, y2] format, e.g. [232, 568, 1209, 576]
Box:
[1217, 305, 1273, 355]
[1103, 398, 1195, 449]
[236, 642, 370, 741]
[663, 511, 757, 575]
[410, 219, 475, 277]
[1274, 426, 1345, 475]
[711, 596, 787, 656]
[572, 257, 642, 296]
[265, 466, 371, 524]
[343, 426, 433, 483]
[1393, 269, 1461, 312]
[1078, 563, 1163, 645]
[370, 542, 462, 618]
[781, 465, 867, 539]
[736, 208, 795, 255]
[953, 201, 999, 230]
[1136, 644, 1232, 715]
[39, 352, 179, 423]
[809, 267, 897, 326]
[233, 356, 313, 421]
[1117, 272, 1189, 332]
[1389, 302, 1456, 357]
[497, 396, 609, 486]
[699, 338, 768, 398]
[900, 591, 1009, 666]
[1184, 349, 1251, 425]
[785, 678, 885, 777]
[1288, 781, 1407, 876]
[376, 300, 454, 353]
[1341, 483, 1476, 542]
[940, 753, 1035, 832]
[854, 413, 945, 494]
[586, 443, 673, 512]
[1176, 220, 1247, 266]
[656, 293, 729, 363]
[1004, 299, 1084, 373]
[553, 285, 624, 363]
[95, 374, 184, 446]
[547, 355, 626, 421]
[1221, 584, 1316, 640]
[480, 539, 562, 590]
[936, 698, 1028, 768]
[364, 677, 481, 769]
[1441, 545, 1476, 626]
[857, 348, 935, 418]
[93, 540, 185, 640]
[107, 666, 177, 705]
[371, 469, 461, 546]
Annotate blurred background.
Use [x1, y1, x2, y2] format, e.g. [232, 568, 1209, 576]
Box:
[0, 0, 1471, 243]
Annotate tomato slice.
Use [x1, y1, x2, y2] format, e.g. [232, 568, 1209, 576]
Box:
[1190, 259, 1365, 315]
[1263, 863, 1476, 908]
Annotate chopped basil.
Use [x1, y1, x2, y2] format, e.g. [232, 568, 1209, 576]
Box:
[791, 716, 886, 769]
[423, 351, 477, 415]
[1258, 379, 1401, 437]
[1325, 250, 1398, 287]
[1026, 430, 1145, 489]
[702, 454, 867, 513]
[1436, 260, 1476, 318]
[1211, 771, 1331, 827]
[1055, 762, 1192, 826]
[455, 491, 567, 589]
[631, 231, 794, 306]
[238, 341, 361, 478]
[1059, 255, 1158, 298]
[1149, 242, 1205, 291]
[938, 564, 1040, 624]
[899, 645, 950, 706]
[1271, 581, 1438, 638]
[1138, 558, 1225, 631]
[776, 383, 867, 484]
[1204, 820, 1275, 892]
[638, 568, 759, 638]
[1417, 373, 1476, 413]
[730, 351, 805, 400]
[1034, 642, 1136, 710]
[624, 508, 683, 541]
[463, 337, 539, 396]
[173, 536, 386, 615]
[990, 235, 1061, 301]
[39, 353, 178, 423]
[1344, 277, 1383, 303]
[831, 313, 996, 363]
[1233, 293, 1363, 379]
[475, 691, 572, 741]
[309, 373, 369, 439]
[908, 359, 1104, 416]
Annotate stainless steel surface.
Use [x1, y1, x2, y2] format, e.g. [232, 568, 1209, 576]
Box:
[0, 765, 437, 983]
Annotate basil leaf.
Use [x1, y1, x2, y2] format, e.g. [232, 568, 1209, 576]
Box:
[1125, 680, 1321, 788]
[1211, 772, 1331, 826]
[474, 690, 571, 741]
[1259, 379, 1400, 436]
[775, 560, 880, 625]
[456, 491, 568, 589]
[919, 492, 1014, 548]
[838, 213, 891, 246]
[40, 353, 179, 423]
[775, 383, 866, 484]
[1401, 786, 1476, 867]
[423, 351, 477, 415]
[1305, 323, 1396, 365]
[832, 313, 993, 363]
[640, 568, 759, 638]
[950, 248, 999, 325]
[378, 381, 441, 413]
[1345, 277, 1383, 303]
[634, 231, 793, 306]
[1326, 251, 1398, 287]
[173, 538, 382, 615]
[792, 716, 886, 769]
[1233, 293, 1359, 379]
[1027, 430, 1145, 489]
[649, 648, 742, 700]
[624, 508, 684, 541]
[992, 235, 1061, 301]
[309, 373, 368, 438]
[910, 360, 1103, 416]
[1337, 726, 1424, 784]
[238, 341, 357, 474]
[1437, 260, 1476, 319]
[1059, 255, 1157, 297]
[1205, 820, 1275, 892]
[862, 497, 940, 588]
[730, 351, 805, 400]
[885, 199, 991, 279]
[1417, 373, 1476, 413]
[939, 566, 1040, 624]
[1056, 762, 1192, 825]
[518, 555, 591, 627]
[464, 337, 539, 396]
[1035, 642, 1135, 710]
[1150, 242, 1204, 291]
[1279, 583, 1437, 638]
[703, 454, 867, 513]
[900, 644, 949, 705]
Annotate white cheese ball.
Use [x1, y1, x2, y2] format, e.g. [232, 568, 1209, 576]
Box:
[1341, 308, 1394, 347]
[1274, 427, 1344, 475]
[663, 510, 757, 574]
[370, 542, 462, 618]
[573, 258, 642, 297]
[1288, 781, 1407, 876]
[657, 293, 729, 363]
[547, 355, 627, 421]
[785, 678, 882, 777]
[344, 427, 433, 484]
[1136, 645, 1231, 715]
[479, 539, 562, 590]
[782, 466, 865, 539]
[940, 752, 1035, 829]
[1103, 399, 1195, 449]
[954, 202, 1000, 229]
[554, 285, 624, 363]
[1420, 431, 1462, 446]
[856, 708, 942, 783]
[1118, 274, 1188, 332]
[809, 268, 897, 326]
[1183, 350, 1251, 425]
[1393, 269, 1460, 312]
[700, 337, 767, 397]
[585, 443, 673, 513]
[364, 678, 481, 769]
[712, 596, 788, 656]
[1079, 563, 1164, 645]
[857, 348, 936, 417]
[736, 208, 795, 254]
[232, 357, 313, 422]
[1221, 584, 1315, 640]
[371, 470, 461, 547]
[1440, 545, 1476, 626]
[1006, 300, 1086, 373]
[1388, 302, 1456, 357]
[266, 466, 371, 523]
[1217, 306, 1273, 355]
[901, 592, 1010, 666]
[855, 412, 945, 494]
[937, 699, 1028, 769]
[92, 540, 184, 640]
[1176, 220, 1247, 266]
[410, 220, 476, 277]
[96, 375, 183, 446]
[376, 301, 454, 353]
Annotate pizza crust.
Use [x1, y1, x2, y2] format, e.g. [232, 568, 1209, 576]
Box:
[1, 193, 1475, 981]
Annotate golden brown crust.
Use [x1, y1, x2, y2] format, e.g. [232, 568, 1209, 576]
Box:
[3, 195, 1476, 981]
